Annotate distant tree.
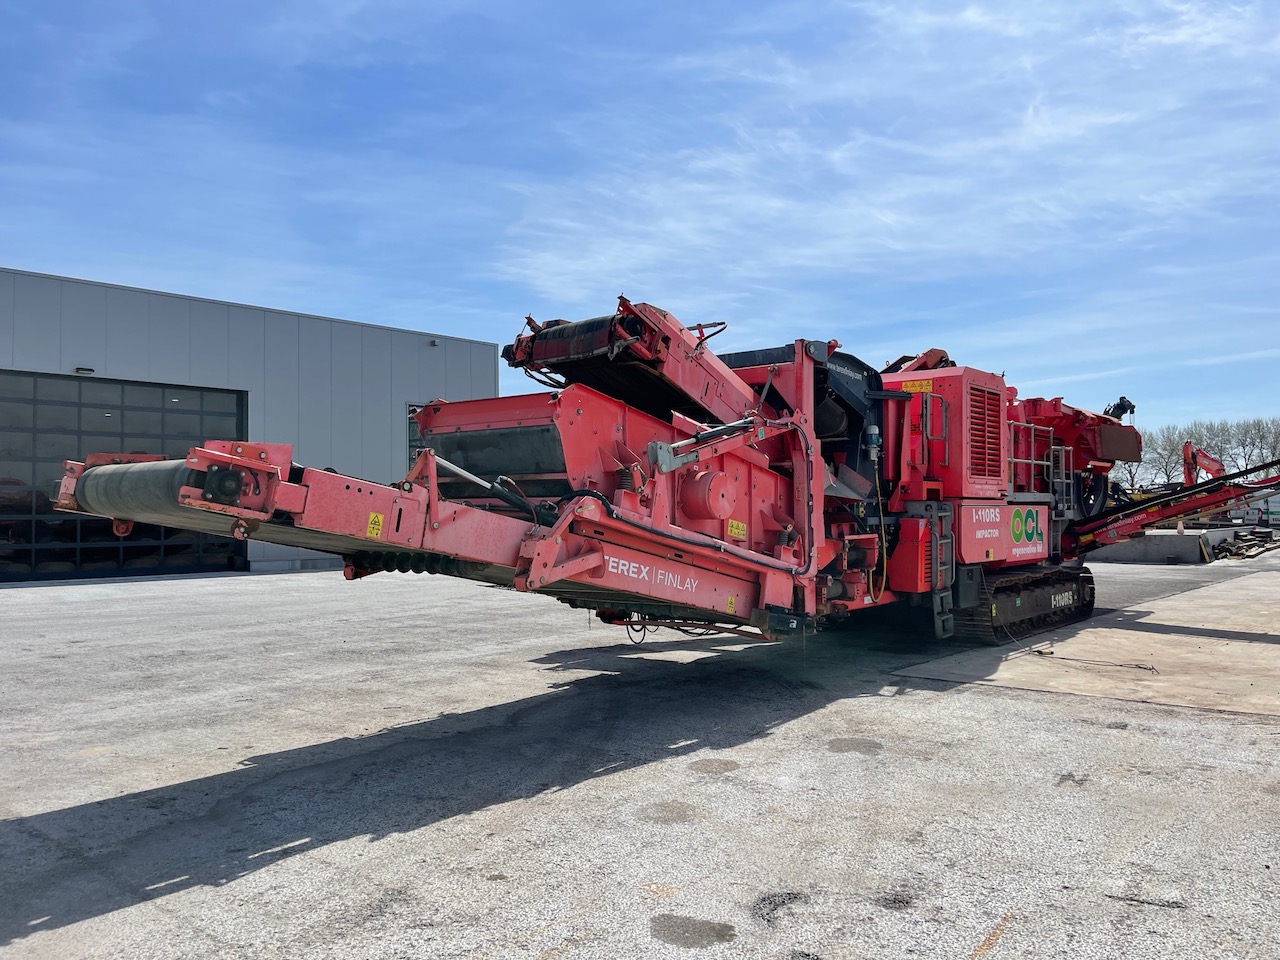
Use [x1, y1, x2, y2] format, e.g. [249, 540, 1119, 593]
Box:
[1227, 417, 1279, 471]
[1112, 456, 1144, 489]
[1141, 424, 1186, 486]
[1118, 416, 1280, 489]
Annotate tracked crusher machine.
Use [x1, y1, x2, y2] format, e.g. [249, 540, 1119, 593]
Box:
[55, 298, 1280, 643]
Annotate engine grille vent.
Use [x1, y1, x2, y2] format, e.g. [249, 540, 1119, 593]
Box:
[968, 386, 1003, 479]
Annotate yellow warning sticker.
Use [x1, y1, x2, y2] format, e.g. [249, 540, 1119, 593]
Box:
[726, 596, 736, 614]
[727, 519, 747, 540]
[366, 512, 385, 539]
[901, 379, 933, 393]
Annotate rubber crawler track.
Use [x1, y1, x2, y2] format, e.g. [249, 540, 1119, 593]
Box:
[953, 566, 1096, 646]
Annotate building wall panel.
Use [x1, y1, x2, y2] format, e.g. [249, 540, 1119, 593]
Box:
[469, 343, 495, 399]
[0, 270, 13, 366]
[360, 326, 392, 480]
[389, 330, 419, 478]
[189, 300, 230, 386]
[296, 317, 333, 468]
[12, 273, 61, 373]
[418, 337, 448, 402]
[226, 306, 267, 441]
[147, 295, 191, 382]
[104, 287, 151, 381]
[443, 338, 470, 401]
[263, 312, 301, 446]
[329, 322, 363, 476]
[59, 281, 108, 376]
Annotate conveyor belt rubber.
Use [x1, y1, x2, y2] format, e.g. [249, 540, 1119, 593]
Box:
[77, 460, 198, 527]
[72, 460, 517, 583]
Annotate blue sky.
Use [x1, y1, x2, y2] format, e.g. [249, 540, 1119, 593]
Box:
[1, 1, 1277, 426]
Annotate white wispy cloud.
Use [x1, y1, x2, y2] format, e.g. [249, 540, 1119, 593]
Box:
[1, 0, 1275, 425]
[253, 0, 483, 67]
[486, 1, 1276, 427]
[1117, 0, 1273, 51]
[501, 2, 1277, 313]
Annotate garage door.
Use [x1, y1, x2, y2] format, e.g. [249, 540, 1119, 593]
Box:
[0, 369, 248, 581]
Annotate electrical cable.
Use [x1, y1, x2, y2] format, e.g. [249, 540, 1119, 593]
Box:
[867, 469, 888, 603]
[523, 368, 567, 389]
[1031, 650, 1160, 673]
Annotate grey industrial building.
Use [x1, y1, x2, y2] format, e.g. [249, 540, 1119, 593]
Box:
[0, 266, 498, 581]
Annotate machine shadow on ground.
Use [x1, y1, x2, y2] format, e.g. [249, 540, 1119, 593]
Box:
[0, 624, 1010, 945]
[1096, 609, 1280, 646]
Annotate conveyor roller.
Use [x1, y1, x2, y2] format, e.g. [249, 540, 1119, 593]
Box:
[76, 460, 200, 528]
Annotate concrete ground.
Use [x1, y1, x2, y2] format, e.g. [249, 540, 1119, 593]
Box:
[899, 570, 1280, 715]
[1, 556, 1278, 959]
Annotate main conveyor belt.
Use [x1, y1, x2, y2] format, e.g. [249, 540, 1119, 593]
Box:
[73, 459, 396, 559]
